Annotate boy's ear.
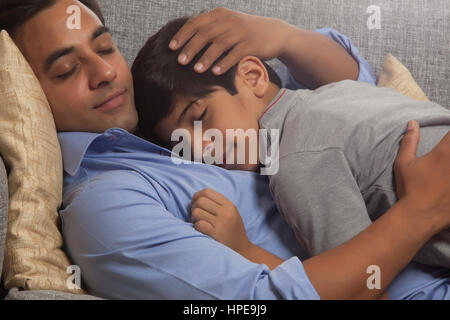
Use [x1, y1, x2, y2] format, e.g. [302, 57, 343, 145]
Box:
[235, 56, 270, 98]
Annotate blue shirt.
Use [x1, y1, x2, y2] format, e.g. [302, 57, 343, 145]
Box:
[58, 28, 450, 300]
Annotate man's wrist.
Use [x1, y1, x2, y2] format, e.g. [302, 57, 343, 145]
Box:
[393, 197, 441, 241]
[278, 23, 308, 62]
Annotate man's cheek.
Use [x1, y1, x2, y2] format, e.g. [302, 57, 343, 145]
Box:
[113, 54, 132, 82]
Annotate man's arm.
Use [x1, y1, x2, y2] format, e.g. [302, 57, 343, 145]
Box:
[277, 27, 377, 89]
[168, 8, 361, 89]
[277, 27, 359, 89]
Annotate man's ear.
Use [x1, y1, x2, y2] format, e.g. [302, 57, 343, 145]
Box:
[235, 56, 270, 98]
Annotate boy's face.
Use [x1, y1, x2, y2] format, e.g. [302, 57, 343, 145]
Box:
[13, 0, 138, 133]
[154, 87, 261, 171]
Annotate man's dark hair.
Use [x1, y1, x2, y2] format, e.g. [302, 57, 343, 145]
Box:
[0, 0, 105, 37]
[131, 16, 282, 146]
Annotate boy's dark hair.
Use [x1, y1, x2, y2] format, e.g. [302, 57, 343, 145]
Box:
[0, 0, 105, 37]
[131, 16, 281, 146]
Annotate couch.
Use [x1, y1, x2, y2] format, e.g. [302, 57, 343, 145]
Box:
[1, 0, 449, 300]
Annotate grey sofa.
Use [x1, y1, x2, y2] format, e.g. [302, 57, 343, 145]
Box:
[1, 0, 449, 300]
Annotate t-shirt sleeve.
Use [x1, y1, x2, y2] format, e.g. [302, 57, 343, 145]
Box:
[60, 170, 320, 300]
[276, 27, 376, 89]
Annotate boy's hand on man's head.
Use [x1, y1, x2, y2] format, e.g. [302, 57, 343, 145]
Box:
[169, 7, 295, 75]
[190, 188, 251, 255]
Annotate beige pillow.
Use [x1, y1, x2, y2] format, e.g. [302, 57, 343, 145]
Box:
[377, 53, 429, 101]
[0, 30, 83, 293]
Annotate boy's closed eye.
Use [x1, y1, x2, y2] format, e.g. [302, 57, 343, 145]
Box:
[196, 106, 207, 121]
[181, 99, 208, 125]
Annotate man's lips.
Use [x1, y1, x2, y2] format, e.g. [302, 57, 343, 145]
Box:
[94, 90, 127, 111]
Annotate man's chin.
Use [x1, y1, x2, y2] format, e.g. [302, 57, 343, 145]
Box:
[102, 108, 138, 133]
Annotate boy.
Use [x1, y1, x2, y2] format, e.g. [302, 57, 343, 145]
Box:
[133, 17, 450, 269]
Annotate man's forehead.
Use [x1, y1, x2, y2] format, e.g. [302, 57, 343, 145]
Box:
[16, 0, 103, 63]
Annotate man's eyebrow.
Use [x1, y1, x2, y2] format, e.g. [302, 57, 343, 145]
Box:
[44, 47, 75, 72]
[44, 26, 110, 73]
[91, 26, 110, 42]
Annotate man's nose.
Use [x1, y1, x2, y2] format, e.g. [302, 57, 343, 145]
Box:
[88, 56, 117, 89]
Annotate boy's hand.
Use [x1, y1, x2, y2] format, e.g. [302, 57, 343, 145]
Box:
[168, 7, 293, 75]
[191, 188, 251, 254]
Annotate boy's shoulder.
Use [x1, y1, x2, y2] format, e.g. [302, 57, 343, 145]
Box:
[275, 81, 388, 152]
[294, 79, 380, 101]
[281, 80, 381, 111]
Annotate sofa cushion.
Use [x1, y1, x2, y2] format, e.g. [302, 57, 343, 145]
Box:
[377, 54, 429, 101]
[0, 30, 83, 294]
[0, 157, 7, 279]
[4, 287, 102, 300]
[98, 0, 448, 108]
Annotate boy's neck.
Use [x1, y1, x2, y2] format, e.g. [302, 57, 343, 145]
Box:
[256, 84, 283, 119]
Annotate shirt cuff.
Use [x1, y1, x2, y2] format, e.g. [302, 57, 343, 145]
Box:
[255, 256, 321, 300]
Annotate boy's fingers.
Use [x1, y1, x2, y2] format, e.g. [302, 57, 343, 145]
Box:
[192, 188, 228, 206]
[191, 196, 221, 214]
[191, 207, 215, 224]
[395, 120, 420, 169]
[192, 189, 210, 203]
[194, 220, 215, 236]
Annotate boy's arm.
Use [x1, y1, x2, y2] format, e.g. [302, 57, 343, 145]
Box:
[190, 188, 284, 270]
[168, 8, 360, 89]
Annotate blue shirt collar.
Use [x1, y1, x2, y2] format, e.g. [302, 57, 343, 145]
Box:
[58, 128, 173, 177]
[58, 131, 103, 176]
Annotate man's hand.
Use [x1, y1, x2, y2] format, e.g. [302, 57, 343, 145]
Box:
[394, 120, 450, 233]
[168, 7, 294, 75]
[191, 188, 251, 254]
[169, 8, 359, 89]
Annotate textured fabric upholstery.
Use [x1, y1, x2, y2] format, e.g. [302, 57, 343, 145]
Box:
[4, 287, 102, 300]
[0, 158, 6, 299]
[378, 54, 429, 102]
[0, 30, 84, 295]
[0, 158, 7, 280]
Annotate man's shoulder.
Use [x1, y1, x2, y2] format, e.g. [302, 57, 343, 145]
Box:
[62, 169, 157, 209]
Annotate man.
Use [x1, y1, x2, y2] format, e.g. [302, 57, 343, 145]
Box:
[1, 0, 449, 299]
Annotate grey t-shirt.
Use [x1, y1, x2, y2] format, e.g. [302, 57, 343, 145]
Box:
[259, 80, 450, 268]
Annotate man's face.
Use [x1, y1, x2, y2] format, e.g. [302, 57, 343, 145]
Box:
[13, 0, 138, 133]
